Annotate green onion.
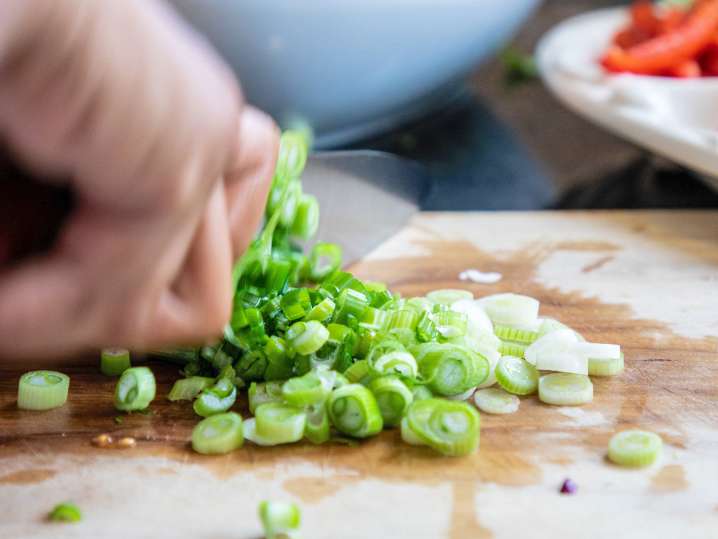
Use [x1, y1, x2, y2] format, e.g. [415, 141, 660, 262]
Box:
[406, 398, 480, 456]
[359, 307, 389, 331]
[343, 360, 373, 385]
[607, 430, 662, 468]
[100, 348, 131, 376]
[282, 370, 333, 407]
[538, 373, 593, 405]
[258, 500, 301, 539]
[387, 309, 418, 331]
[433, 310, 467, 338]
[498, 340, 527, 358]
[478, 293, 539, 327]
[191, 412, 244, 455]
[417, 343, 488, 397]
[411, 384, 434, 401]
[426, 289, 473, 305]
[334, 288, 369, 323]
[274, 130, 309, 182]
[400, 417, 426, 446]
[255, 403, 306, 445]
[304, 402, 331, 444]
[493, 324, 539, 345]
[589, 352, 625, 377]
[308, 242, 342, 282]
[369, 375, 413, 427]
[114, 367, 156, 412]
[17, 371, 70, 411]
[370, 350, 418, 379]
[193, 378, 237, 417]
[249, 382, 284, 414]
[287, 320, 329, 355]
[168, 376, 215, 401]
[242, 418, 273, 446]
[495, 355, 538, 396]
[290, 194, 319, 240]
[48, 502, 82, 523]
[472, 388, 520, 415]
[304, 298, 335, 322]
[279, 180, 302, 227]
[281, 289, 312, 321]
[327, 383, 383, 438]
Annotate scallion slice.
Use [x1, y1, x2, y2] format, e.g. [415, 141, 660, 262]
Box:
[248, 381, 284, 414]
[191, 412, 244, 455]
[478, 293, 539, 327]
[406, 398, 480, 457]
[493, 324, 539, 345]
[114, 367, 156, 412]
[607, 430, 662, 468]
[368, 375, 413, 427]
[290, 194, 319, 240]
[426, 289, 473, 305]
[255, 403, 306, 444]
[417, 344, 488, 396]
[473, 388, 520, 415]
[287, 321, 329, 356]
[193, 378, 237, 417]
[308, 242, 342, 282]
[48, 502, 82, 523]
[524, 329, 579, 366]
[304, 298, 335, 322]
[304, 403, 331, 444]
[538, 373, 593, 405]
[168, 376, 214, 401]
[495, 355, 539, 395]
[258, 500, 301, 539]
[100, 348, 131, 376]
[327, 384, 383, 438]
[450, 299, 494, 336]
[400, 416, 425, 446]
[17, 371, 70, 411]
[282, 371, 332, 407]
[589, 352, 625, 377]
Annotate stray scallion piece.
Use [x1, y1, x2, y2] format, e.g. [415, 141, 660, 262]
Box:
[168, 376, 215, 402]
[538, 373, 593, 406]
[100, 348, 131, 376]
[501, 48, 539, 88]
[114, 367, 156, 412]
[472, 387, 520, 415]
[191, 412, 244, 455]
[258, 500, 301, 539]
[17, 371, 70, 411]
[254, 403, 306, 445]
[48, 502, 82, 523]
[405, 398, 480, 457]
[328, 384, 383, 438]
[608, 430, 662, 468]
[495, 355, 539, 396]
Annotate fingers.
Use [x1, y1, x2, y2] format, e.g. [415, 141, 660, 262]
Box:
[225, 107, 279, 258]
[0, 254, 87, 358]
[151, 182, 234, 346]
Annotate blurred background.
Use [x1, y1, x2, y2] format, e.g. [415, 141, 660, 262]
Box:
[171, 0, 718, 211]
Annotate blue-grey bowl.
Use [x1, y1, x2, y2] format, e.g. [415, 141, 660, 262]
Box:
[170, 0, 541, 147]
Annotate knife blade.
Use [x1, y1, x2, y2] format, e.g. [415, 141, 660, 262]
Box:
[302, 150, 429, 265]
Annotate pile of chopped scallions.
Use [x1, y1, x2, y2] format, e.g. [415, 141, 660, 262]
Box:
[17, 129, 648, 464]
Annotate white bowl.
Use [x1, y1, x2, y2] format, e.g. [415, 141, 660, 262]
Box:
[170, 0, 541, 147]
[537, 7, 718, 188]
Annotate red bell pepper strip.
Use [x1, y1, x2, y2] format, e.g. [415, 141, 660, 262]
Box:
[630, 0, 660, 36]
[602, 0, 718, 74]
[665, 59, 702, 77]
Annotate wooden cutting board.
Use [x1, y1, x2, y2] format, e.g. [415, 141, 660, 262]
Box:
[1, 210, 717, 539]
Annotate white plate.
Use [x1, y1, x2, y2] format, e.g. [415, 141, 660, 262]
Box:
[536, 7, 718, 191]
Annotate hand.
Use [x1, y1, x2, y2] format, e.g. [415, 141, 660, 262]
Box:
[0, 0, 279, 358]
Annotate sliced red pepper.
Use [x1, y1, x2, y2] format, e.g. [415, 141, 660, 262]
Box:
[665, 59, 702, 77]
[602, 0, 718, 75]
[658, 8, 687, 35]
[699, 38, 718, 75]
[630, 0, 660, 35]
[614, 26, 653, 49]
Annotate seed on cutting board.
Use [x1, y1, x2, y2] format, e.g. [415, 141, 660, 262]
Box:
[117, 437, 137, 449]
[91, 433, 113, 448]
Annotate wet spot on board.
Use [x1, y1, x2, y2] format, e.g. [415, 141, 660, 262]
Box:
[282, 474, 361, 504]
[651, 464, 688, 492]
[449, 481, 492, 539]
[581, 255, 614, 274]
[0, 468, 56, 485]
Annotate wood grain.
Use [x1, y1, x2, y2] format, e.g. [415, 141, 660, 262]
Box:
[0, 211, 717, 539]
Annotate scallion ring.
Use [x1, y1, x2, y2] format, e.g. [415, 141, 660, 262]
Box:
[17, 371, 70, 411]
